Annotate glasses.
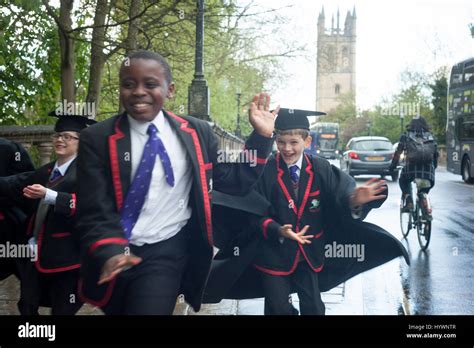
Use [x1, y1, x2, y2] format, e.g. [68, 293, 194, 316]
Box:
[51, 133, 79, 142]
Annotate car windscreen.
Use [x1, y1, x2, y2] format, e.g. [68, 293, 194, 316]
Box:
[352, 140, 392, 151]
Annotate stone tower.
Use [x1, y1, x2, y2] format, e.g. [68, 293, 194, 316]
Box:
[316, 6, 356, 112]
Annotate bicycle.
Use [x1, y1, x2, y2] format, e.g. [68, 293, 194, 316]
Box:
[399, 179, 432, 251]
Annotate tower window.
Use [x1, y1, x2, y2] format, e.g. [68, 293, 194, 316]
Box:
[335, 84, 340, 95]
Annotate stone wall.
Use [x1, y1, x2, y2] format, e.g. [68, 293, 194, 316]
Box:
[0, 122, 244, 166]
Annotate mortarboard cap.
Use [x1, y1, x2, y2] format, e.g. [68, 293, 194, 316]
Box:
[48, 109, 97, 133]
[274, 108, 326, 131]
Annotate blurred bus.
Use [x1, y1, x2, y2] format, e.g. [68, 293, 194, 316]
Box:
[307, 122, 340, 159]
[446, 57, 474, 183]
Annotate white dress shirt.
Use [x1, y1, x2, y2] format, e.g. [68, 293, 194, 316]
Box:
[127, 111, 193, 246]
[44, 156, 76, 205]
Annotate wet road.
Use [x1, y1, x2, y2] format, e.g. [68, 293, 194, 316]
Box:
[351, 165, 474, 315]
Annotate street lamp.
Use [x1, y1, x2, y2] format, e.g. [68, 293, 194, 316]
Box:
[235, 91, 242, 138]
[400, 111, 404, 135]
[188, 0, 210, 120]
[367, 121, 372, 136]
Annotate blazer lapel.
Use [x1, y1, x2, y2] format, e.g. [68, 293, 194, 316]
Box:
[163, 111, 199, 170]
[108, 113, 131, 211]
[276, 153, 298, 215]
[296, 155, 313, 213]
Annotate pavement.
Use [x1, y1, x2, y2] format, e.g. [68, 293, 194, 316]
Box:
[0, 273, 363, 315]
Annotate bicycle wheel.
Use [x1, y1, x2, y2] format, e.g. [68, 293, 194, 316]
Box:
[416, 204, 431, 251]
[400, 206, 412, 238]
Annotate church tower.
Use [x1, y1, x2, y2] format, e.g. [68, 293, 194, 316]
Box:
[316, 6, 356, 112]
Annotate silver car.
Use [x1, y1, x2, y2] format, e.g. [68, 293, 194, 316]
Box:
[340, 136, 399, 181]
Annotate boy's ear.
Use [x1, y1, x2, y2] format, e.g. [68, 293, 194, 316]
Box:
[305, 135, 312, 147]
[166, 82, 175, 99]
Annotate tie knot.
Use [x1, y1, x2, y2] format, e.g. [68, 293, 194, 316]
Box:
[50, 168, 62, 182]
[147, 123, 158, 136]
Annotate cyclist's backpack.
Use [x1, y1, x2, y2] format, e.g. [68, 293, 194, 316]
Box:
[405, 131, 436, 165]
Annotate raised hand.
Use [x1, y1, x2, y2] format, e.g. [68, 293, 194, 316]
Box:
[278, 224, 313, 244]
[98, 253, 142, 285]
[248, 92, 280, 138]
[350, 178, 387, 207]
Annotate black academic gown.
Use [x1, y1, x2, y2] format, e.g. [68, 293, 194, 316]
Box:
[75, 110, 273, 312]
[0, 138, 35, 280]
[203, 154, 410, 303]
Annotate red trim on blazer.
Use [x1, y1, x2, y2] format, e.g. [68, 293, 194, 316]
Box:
[0, 211, 4, 220]
[88, 237, 128, 254]
[35, 224, 80, 273]
[308, 190, 320, 197]
[51, 232, 71, 238]
[262, 218, 273, 239]
[297, 154, 313, 223]
[276, 153, 297, 215]
[108, 117, 126, 211]
[298, 243, 324, 273]
[254, 250, 301, 275]
[167, 111, 214, 247]
[204, 163, 213, 170]
[78, 277, 116, 308]
[314, 230, 324, 239]
[70, 193, 77, 216]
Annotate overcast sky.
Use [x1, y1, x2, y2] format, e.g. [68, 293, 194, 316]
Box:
[240, 0, 474, 112]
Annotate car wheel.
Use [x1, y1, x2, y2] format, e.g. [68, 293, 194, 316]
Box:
[462, 157, 474, 184]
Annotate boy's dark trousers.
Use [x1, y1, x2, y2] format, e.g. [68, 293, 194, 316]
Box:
[261, 262, 325, 315]
[102, 228, 189, 315]
[17, 261, 83, 315]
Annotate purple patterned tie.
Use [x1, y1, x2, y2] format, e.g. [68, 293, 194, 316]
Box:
[120, 123, 174, 239]
[289, 165, 299, 194]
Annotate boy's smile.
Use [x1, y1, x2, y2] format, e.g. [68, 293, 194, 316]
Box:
[276, 133, 312, 165]
[120, 58, 175, 122]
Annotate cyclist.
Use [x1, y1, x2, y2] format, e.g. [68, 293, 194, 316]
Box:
[390, 116, 439, 217]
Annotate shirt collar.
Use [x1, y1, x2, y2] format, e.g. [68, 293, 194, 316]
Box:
[287, 153, 304, 170]
[127, 110, 164, 135]
[54, 156, 76, 176]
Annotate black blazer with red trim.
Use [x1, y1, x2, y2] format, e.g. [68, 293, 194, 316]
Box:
[75, 110, 273, 311]
[252, 153, 379, 274]
[0, 161, 80, 272]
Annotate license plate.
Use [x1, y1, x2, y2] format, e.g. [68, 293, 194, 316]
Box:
[366, 156, 384, 161]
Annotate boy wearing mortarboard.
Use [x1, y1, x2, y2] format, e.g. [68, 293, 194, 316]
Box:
[203, 108, 409, 315]
[0, 110, 96, 315]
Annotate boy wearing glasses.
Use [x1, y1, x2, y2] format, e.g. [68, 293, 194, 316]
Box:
[0, 111, 95, 315]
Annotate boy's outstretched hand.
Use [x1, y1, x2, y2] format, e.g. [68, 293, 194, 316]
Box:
[249, 92, 280, 138]
[279, 224, 313, 244]
[98, 253, 142, 285]
[350, 178, 387, 207]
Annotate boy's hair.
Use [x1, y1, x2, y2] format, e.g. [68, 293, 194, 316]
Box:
[275, 129, 310, 140]
[120, 50, 173, 85]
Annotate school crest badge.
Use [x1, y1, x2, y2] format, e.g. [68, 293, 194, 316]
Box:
[309, 198, 320, 212]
